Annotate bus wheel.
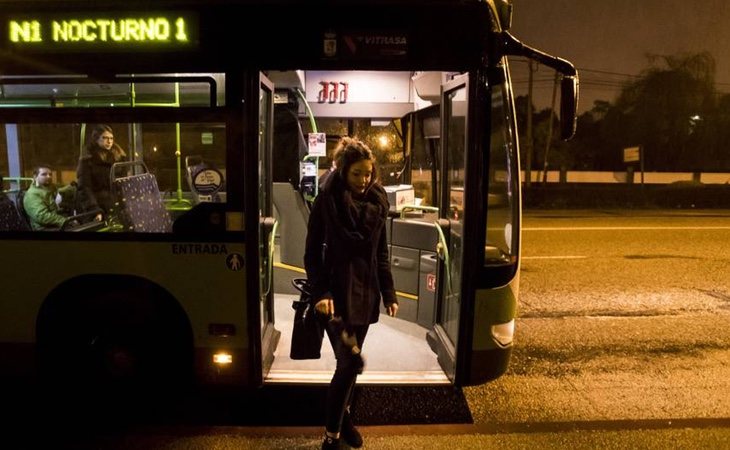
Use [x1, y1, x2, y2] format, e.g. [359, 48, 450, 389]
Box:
[38, 293, 193, 396]
[89, 328, 145, 385]
[93, 322, 191, 394]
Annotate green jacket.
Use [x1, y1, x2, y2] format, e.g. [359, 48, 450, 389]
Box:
[24, 183, 67, 230]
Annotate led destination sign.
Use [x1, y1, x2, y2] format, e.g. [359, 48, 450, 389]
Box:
[5, 12, 197, 51]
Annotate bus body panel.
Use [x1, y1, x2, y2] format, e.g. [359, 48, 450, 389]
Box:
[466, 276, 519, 384]
[0, 239, 248, 384]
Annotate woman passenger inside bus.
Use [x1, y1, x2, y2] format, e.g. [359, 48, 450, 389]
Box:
[304, 137, 399, 450]
[23, 165, 74, 231]
[76, 124, 126, 220]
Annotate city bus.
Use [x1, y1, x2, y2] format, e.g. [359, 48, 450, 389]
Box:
[0, 0, 577, 390]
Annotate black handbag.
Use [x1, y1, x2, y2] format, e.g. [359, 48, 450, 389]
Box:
[290, 278, 325, 360]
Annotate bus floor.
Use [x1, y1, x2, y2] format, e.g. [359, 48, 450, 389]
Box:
[266, 293, 448, 385]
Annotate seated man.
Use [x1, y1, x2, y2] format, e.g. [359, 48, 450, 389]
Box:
[23, 165, 72, 231]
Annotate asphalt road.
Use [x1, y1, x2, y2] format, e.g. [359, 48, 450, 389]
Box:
[7, 209, 730, 449]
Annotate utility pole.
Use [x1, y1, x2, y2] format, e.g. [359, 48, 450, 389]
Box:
[541, 70, 559, 185]
[525, 60, 534, 188]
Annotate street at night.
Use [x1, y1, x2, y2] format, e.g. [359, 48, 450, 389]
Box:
[5, 209, 728, 449]
[1, 1, 730, 449]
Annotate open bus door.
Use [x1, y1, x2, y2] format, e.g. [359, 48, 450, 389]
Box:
[257, 72, 279, 381]
[428, 72, 487, 384]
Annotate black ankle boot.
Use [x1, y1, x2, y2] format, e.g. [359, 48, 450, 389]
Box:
[322, 434, 341, 450]
[341, 413, 363, 448]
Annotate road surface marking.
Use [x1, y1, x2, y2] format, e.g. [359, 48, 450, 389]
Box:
[522, 255, 587, 259]
[524, 226, 730, 231]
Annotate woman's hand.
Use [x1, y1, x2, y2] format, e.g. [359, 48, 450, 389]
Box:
[387, 303, 399, 317]
[315, 298, 334, 317]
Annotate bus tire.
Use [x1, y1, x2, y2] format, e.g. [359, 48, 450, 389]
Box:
[37, 278, 193, 396]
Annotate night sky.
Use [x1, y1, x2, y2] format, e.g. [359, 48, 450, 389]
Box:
[508, 0, 730, 112]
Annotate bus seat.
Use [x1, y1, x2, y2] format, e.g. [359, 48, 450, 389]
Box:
[113, 172, 173, 233]
[14, 190, 32, 229]
[0, 194, 30, 231]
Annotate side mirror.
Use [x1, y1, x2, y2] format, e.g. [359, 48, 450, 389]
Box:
[494, 0, 513, 31]
[559, 75, 579, 140]
[497, 31, 579, 139]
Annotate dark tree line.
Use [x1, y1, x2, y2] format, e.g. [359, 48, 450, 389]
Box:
[517, 52, 730, 172]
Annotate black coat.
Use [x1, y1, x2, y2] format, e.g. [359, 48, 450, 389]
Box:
[76, 147, 114, 213]
[304, 175, 397, 326]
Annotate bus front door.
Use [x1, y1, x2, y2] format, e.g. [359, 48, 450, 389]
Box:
[257, 72, 279, 382]
[428, 72, 487, 385]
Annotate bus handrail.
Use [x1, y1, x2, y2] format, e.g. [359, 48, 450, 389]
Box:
[395, 205, 452, 296]
[399, 205, 439, 219]
[433, 219, 453, 297]
[261, 218, 279, 297]
[2, 176, 33, 193]
[60, 208, 105, 232]
[266, 219, 279, 296]
[110, 160, 150, 183]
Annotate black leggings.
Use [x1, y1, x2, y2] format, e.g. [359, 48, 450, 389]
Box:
[324, 320, 369, 434]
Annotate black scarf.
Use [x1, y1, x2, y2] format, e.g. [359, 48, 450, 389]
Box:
[325, 174, 388, 248]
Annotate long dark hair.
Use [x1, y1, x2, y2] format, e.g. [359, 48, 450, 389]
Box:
[333, 137, 379, 189]
[327, 137, 389, 226]
[83, 124, 126, 162]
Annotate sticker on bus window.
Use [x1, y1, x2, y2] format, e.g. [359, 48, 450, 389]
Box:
[308, 132, 326, 157]
[193, 168, 223, 195]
